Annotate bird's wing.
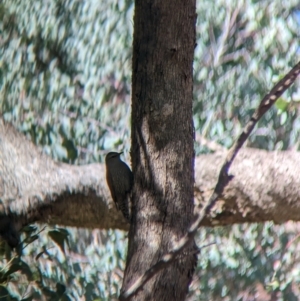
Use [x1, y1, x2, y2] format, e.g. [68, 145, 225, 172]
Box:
[106, 172, 119, 209]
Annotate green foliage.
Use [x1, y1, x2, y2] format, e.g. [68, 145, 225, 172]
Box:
[0, 227, 126, 300]
[48, 229, 70, 254]
[1, 0, 300, 300]
[0, 0, 133, 163]
[193, 0, 300, 152]
[189, 222, 300, 300]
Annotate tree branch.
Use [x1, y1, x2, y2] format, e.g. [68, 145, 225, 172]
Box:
[0, 120, 129, 231]
[2, 144, 300, 230]
[119, 62, 300, 300]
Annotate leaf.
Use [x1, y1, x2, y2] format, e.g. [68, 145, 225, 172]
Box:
[57, 228, 70, 248]
[24, 234, 39, 244]
[21, 225, 37, 234]
[0, 286, 10, 301]
[62, 138, 78, 161]
[57, 228, 70, 237]
[0, 271, 7, 285]
[60, 294, 72, 301]
[275, 97, 289, 112]
[35, 250, 45, 261]
[56, 283, 66, 296]
[48, 229, 69, 253]
[4, 261, 21, 277]
[36, 245, 53, 261]
[42, 287, 58, 300]
[19, 260, 33, 281]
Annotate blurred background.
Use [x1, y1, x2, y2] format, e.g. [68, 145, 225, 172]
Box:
[1, 0, 300, 300]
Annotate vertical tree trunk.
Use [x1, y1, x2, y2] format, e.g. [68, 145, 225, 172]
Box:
[121, 0, 197, 300]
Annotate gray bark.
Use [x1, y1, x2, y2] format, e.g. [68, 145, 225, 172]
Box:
[1, 119, 300, 233]
[0, 119, 128, 232]
[121, 0, 197, 299]
[196, 148, 300, 226]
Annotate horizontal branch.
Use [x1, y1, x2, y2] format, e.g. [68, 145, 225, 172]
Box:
[0, 119, 129, 231]
[1, 119, 300, 231]
[195, 148, 300, 225]
[0, 126, 299, 233]
[2, 160, 130, 232]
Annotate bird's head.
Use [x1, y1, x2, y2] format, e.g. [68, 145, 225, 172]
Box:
[105, 152, 122, 163]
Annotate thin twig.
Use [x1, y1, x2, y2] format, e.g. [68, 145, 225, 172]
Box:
[119, 61, 300, 301]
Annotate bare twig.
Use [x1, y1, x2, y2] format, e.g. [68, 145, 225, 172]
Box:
[119, 61, 300, 301]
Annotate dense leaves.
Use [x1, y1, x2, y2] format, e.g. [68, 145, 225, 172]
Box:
[193, 0, 300, 152]
[1, 0, 133, 163]
[1, 0, 300, 299]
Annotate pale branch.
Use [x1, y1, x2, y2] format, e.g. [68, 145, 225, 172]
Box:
[3, 146, 300, 229]
[119, 62, 300, 300]
[0, 119, 129, 231]
[2, 133, 300, 231]
[195, 148, 300, 225]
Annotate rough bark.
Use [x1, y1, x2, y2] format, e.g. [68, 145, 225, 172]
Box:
[0, 119, 129, 232]
[120, 0, 197, 300]
[1, 119, 300, 233]
[196, 148, 300, 226]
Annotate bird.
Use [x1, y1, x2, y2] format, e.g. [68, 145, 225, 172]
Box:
[105, 152, 133, 222]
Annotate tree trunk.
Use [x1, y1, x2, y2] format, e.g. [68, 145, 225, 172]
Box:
[121, 0, 197, 300]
